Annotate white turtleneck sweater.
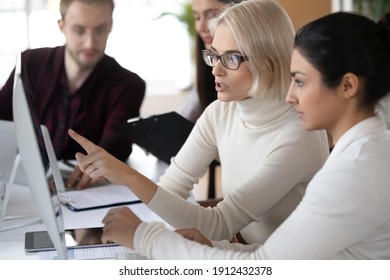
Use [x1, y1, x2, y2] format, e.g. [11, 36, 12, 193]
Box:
[135, 115, 390, 259]
[146, 95, 329, 245]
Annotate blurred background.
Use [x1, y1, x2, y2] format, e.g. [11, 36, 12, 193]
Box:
[0, 0, 389, 115]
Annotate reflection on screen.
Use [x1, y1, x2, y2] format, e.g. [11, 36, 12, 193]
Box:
[66, 227, 115, 247]
[33, 227, 115, 250]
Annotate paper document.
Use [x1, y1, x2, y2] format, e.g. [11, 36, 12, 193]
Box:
[58, 184, 141, 211]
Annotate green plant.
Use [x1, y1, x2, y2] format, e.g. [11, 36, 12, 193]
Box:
[156, 2, 195, 39]
[353, 0, 390, 20]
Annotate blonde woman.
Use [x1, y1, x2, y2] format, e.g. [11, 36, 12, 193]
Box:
[92, 9, 390, 260]
[69, 0, 329, 250]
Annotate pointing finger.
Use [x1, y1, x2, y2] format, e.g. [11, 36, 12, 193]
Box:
[68, 129, 98, 154]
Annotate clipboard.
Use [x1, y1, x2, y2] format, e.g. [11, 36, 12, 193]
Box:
[116, 112, 194, 164]
[58, 184, 142, 212]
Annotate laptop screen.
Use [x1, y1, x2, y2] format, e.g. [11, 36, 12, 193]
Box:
[12, 53, 67, 259]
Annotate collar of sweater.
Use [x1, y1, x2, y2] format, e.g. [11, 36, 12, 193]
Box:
[236, 94, 292, 129]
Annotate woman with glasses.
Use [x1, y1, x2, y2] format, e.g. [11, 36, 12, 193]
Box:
[103, 9, 390, 260]
[69, 0, 329, 248]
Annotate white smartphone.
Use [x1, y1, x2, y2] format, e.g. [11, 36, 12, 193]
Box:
[24, 227, 117, 252]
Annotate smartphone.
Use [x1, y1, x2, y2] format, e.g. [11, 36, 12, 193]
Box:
[24, 227, 117, 252]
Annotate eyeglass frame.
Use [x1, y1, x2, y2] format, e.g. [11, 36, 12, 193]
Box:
[201, 49, 248, 70]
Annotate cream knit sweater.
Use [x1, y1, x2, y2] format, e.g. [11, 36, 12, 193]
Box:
[147, 95, 329, 244]
[136, 115, 390, 259]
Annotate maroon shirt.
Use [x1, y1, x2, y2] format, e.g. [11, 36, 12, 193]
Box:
[0, 46, 145, 161]
[44, 69, 87, 159]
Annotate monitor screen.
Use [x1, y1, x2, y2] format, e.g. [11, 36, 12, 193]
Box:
[12, 53, 67, 259]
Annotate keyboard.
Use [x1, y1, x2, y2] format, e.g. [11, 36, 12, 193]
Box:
[116, 252, 148, 260]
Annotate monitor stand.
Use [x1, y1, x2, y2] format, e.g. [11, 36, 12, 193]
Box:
[0, 154, 43, 232]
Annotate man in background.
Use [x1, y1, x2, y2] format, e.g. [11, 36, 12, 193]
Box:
[0, 0, 145, 189]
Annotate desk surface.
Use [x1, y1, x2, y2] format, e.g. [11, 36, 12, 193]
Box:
[0, 145, 169, 260]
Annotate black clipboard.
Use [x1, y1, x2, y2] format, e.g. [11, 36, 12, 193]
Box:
[64, 200, 142, 212]
[116, 112, 194, 164]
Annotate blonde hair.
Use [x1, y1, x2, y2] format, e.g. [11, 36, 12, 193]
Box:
[209, 0, 295, 99]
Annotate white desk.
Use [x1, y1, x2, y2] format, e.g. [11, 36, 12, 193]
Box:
[0, 145, 169, 260]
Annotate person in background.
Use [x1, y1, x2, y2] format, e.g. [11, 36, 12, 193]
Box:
[179, 0, 244, 123]
[0, 0, 145, 189]
[179, 0, 242, 206]
[69, 0, 329, 249]
[101, 10, 390, 259]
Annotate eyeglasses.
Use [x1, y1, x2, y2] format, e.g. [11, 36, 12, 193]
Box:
[201, 49, 247, 70]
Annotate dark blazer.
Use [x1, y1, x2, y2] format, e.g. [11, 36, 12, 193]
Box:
[0, 46, 146, 161]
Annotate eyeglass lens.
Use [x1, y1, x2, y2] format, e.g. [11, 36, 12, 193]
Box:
[202, 50, 245, 70]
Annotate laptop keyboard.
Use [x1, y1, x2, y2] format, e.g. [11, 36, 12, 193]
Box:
[116, 252, 148, 260]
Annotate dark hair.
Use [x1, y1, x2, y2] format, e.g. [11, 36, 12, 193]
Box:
[194, 0, 248, 111]
[195, 34, 217, 111]
[295, 12, 390, 107]
[193, 0, 249, 112]
[60, 0, 114, 19]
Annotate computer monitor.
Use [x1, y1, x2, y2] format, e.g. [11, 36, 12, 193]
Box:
[12, 53, 67, 259]
[0, 120, 18, 183]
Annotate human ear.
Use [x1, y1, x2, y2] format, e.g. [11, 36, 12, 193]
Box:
[58, 19, 65, 34]
[341, 73, 359, 99]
